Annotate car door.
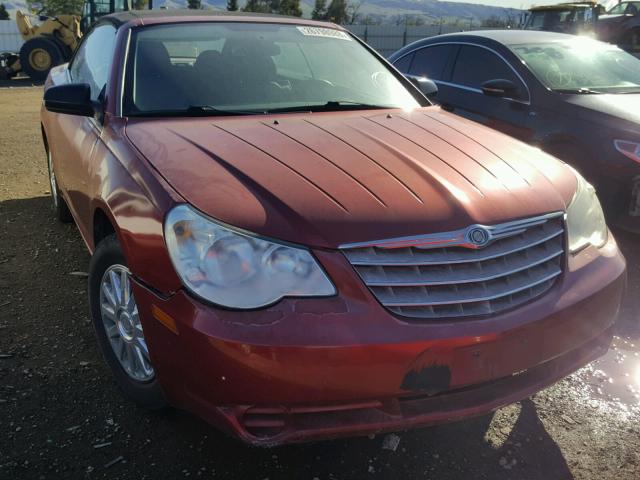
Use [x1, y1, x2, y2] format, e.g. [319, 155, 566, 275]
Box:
[52, 23, 117, 229]
[444, 44, 534, 142]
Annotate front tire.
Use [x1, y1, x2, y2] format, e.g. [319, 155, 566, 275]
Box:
[46, 148, 73, 223]
[89, 234, 167, 410]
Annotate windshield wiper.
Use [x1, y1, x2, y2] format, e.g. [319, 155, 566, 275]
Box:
[128, 105, 266, 118]
[266, 101, 395, 113]
[185, 105, 266, 116]
[129, 102, 395, 118]
[554, 88, 604, 94]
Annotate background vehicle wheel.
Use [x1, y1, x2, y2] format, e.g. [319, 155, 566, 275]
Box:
[19, 37, 65, 81]
[89, 234, 167, 410]
[46, 148, 73, 223]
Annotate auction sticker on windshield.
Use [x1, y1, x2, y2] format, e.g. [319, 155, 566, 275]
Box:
[296, 26, 352, 41]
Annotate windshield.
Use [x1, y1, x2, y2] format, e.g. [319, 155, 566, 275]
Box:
[607, 1, 640, 14]
[125, 22, 421, 116]
[524, 8, 596, 32]
[511, 39, 640, 93]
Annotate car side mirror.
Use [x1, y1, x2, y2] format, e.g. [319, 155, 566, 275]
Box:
[44, 83, 95, 117]
[481, 79, 520, 99]
[406, 74, 438, 99]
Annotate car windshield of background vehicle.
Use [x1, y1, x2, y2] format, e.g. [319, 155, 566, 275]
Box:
[525, 8, 593, 31]
[607, 1, 640, 14]
[512, 39, 640, 94]
[125, 22, 422, 116]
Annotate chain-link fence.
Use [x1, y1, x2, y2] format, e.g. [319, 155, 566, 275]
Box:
[345, 24, 495, 57]
[0, 20, 493, 61]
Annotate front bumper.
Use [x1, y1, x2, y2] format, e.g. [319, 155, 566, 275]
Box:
[131, 235, 626, 445]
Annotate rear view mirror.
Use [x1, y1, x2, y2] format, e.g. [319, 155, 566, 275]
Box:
[481, 79, 520, 99]
[44, 83, 95, 116]
[406, 74, 438, 99]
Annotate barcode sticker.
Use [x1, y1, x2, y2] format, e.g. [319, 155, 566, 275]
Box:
[296, 26, 352, 41]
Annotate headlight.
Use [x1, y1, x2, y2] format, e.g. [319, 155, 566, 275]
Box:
[164, 205, 335, 309]
[566, 170, 608, 253]
[614, 139, 640, 164]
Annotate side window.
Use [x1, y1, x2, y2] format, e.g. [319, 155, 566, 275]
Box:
[451, 45, 522, 92]
[408, 45, 455, 81]
[392, 52, 414, 73]
[70, 24, 117, 100]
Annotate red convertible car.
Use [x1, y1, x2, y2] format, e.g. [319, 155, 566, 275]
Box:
[41, 10, 626, 445]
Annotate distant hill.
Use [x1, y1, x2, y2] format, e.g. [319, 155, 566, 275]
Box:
[1, 0, 521, 25]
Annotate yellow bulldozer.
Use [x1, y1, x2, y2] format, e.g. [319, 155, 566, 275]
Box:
[1, 0, 151, 80]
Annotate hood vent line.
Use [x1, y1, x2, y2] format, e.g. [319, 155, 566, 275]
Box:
[302, 119, 424, 204]
[397, 114, 530, 188]
[422, 111, 553, 188]
[362, 116, 486, 197]
[209, 124, 350, 213]
[261, 121, 388, 208]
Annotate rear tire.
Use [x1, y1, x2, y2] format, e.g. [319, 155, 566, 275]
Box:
[19, 37, 66, 81]
[89, 235, 167, 410]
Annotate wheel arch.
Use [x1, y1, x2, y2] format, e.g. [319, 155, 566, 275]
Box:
[93, 206, 118, 251]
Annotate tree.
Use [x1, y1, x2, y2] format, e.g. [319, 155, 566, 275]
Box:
[311, 0, 327, 20]
[325, 0, 347, 24]
[404, 14, 426, 27]
[481, 15, 507, 28]
[0, 4, 9, 20]
[26, 0, 83, 16]
[242, 0, 271, 13]
[243, 0, 301, 16]
[277, 0, 302, 17]
[133, 0, 149, 9]
[345, 0, 363, 24]
[361, 14, 380, 25]
[187, 0, 201, 9]
[227, 0, 238, 11]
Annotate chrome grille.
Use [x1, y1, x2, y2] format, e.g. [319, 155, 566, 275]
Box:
[341, 213, 565, 319]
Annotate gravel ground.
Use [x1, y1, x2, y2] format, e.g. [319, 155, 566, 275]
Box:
[1, 87, 639, 480]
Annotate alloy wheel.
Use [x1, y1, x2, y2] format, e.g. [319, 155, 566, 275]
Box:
[99, 264, 154, 382]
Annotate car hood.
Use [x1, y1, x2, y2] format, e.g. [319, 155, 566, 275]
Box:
[565, 94, 640, 130]
[126, 107, 576, 248]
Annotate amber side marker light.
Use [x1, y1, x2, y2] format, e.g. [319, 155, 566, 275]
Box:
[151, 305, 179, 335]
